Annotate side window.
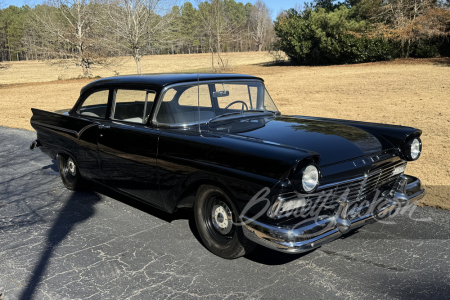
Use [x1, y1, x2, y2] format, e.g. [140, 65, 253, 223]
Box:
[111, 89, 155, 124]
[156, 84, 215, 125]
[78, 90, 109, 118]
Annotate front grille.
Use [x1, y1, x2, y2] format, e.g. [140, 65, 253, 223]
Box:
[284, 159, 406, 216]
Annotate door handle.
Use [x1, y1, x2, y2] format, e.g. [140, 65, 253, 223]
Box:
[98, 125, 110, 129]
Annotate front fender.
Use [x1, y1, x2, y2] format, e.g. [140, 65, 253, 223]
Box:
[158, 129, 319, 213]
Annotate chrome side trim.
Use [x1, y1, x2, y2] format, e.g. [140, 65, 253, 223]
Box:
[31, 121, 78, 136]
[78, 122, 100, 138]
[31, 120, 99, 140]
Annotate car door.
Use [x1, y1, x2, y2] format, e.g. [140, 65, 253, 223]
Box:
[96, 89, 163, 209]
[71, 89, 110, 181]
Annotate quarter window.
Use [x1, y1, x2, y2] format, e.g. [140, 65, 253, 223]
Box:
[78, 90, 109, 118]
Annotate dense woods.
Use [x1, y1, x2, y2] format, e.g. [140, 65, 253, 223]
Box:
[274, 0, 450, 64]
[0, 0, 449, 73]
[0, 0, 275, 73]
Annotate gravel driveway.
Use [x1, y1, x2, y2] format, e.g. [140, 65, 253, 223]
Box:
[0, 127, 449, 300]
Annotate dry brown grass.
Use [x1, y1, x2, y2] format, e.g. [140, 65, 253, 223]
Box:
[0, 52, 273, 85]
[0, 54, 448, 209]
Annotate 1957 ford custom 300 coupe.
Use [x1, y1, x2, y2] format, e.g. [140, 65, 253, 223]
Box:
[30, 74, 425, 259]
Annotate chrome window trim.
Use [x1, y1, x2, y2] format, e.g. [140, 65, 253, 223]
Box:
[152, 79, 269, 128]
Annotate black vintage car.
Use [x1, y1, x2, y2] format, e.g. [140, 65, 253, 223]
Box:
[30, 74, 425, 259]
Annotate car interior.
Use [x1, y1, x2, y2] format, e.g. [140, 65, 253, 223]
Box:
[156, 85, 217, 124]
[79, 89, 155, 124]
[110, 89, 155, 124]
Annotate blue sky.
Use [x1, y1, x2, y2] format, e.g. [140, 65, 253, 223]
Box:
[1, 0, 308, 19]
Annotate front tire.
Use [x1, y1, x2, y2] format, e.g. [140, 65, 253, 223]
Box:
[194, 185, 256, 259]
[58, 154, 92, 191]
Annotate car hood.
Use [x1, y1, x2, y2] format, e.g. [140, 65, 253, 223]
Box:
[209, 116, 385, 166]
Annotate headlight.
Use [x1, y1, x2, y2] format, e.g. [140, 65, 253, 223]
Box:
[302, 165, 319, 192]
[411, 139, 421, 159]
[291, 164, 320, 194]
[404, 138, 422, 161]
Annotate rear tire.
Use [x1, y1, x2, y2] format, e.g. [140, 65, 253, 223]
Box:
[194, 185, 256, 259]
[58, 154, 92, 191]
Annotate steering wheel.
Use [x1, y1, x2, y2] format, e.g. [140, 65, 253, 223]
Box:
[223, 101, 248, 111]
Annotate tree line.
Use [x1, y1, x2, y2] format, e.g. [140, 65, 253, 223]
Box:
[0, 0, 275, 74]
[1, 0, 449, 75]
[274, 0, 450, 65]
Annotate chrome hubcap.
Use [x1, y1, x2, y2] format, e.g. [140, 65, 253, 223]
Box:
[212, 201, 233, 235]
[67, 158, 76, 176]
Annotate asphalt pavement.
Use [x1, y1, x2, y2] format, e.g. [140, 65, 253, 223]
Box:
[0, 126, 449, 300]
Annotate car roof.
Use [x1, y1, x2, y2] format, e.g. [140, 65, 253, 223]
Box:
[80, 73, 263, 94]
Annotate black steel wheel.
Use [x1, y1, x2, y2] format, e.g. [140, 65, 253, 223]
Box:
[58, 154, 92, 191]
[194, 185, 256, 259]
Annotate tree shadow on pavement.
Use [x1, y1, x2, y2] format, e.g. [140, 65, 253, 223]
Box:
[19, 191, 102, 300]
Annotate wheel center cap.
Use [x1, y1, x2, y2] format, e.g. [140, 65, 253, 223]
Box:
[214, 207, 228, 228]
[67, 158, 76, 176]
[217, 213, 224, 223]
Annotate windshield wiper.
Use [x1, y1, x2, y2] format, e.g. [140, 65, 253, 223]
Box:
[207, 110, 274, 124]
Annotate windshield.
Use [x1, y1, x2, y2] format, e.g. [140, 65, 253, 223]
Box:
[155, 81, 279, 126]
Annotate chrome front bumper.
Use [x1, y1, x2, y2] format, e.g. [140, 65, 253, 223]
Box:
[242, 175, 425, 254]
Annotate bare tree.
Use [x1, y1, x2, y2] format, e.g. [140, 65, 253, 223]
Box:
[103, 0, 176, 74]
[250, 0, 272, 51]
[32, 0, 106, 76]
[196, 0, 232, 71]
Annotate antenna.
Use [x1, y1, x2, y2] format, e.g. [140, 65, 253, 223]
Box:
[197, 73, 201, 133]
